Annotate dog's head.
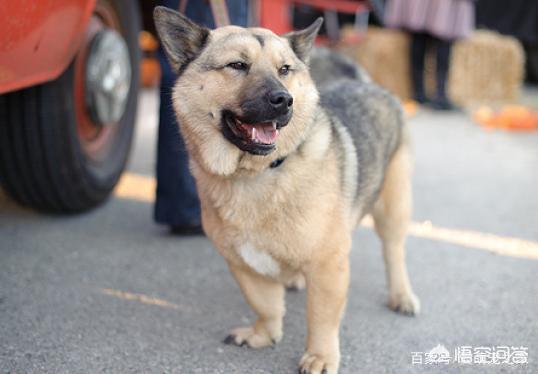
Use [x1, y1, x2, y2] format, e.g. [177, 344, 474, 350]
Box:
[154, 7, 322, 175]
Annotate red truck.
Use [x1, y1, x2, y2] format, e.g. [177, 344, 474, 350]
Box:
[0, 0, 140, 213]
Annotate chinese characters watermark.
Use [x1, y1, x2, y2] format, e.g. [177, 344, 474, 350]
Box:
[411, 344, 528, 365]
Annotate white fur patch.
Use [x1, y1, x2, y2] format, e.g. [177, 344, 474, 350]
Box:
[333, 119, 358, 204]
[239, 243, 280, 277]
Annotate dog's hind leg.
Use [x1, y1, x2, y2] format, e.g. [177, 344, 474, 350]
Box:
[223, 264, 285, 348]
[284, 272, 306, 291]
[372, 141, 420, 315]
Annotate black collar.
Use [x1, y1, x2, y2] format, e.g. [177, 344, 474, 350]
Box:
[269, 157, 286, 169]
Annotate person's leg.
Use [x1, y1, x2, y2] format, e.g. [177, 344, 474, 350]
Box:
[225, 0, 249, 27]
[410, 32, 429, 104]
[432, 37, 455, 110]
[155, 45, 202, 230]
[154, 0, 248, 233]
[184, 0, 248, 28]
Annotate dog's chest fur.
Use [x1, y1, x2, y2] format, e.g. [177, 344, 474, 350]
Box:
[203, 175, 295, 275]
[193, 133, 342, 275]
[239, 242, 280, 277]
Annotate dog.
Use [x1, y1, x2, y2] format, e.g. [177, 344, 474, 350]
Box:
[154, 7, 420, 373]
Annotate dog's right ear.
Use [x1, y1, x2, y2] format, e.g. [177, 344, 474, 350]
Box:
[153, 6, 210, 73]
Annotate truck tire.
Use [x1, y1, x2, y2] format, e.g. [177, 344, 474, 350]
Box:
[0, 0, 140, 213]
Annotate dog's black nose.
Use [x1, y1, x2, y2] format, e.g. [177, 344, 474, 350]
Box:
[268, 90, 293, 113]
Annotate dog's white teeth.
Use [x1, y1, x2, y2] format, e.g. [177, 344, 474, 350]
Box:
[251, 127, 257, 140]
[272, 122, 277, 130]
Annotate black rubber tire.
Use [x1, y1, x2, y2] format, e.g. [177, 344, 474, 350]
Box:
[0, 0, 140, 213]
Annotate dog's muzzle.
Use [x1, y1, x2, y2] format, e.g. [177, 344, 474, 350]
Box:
[220, 90, 293, 156]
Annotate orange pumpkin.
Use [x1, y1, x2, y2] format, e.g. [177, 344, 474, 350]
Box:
[473, 105, 538, 131]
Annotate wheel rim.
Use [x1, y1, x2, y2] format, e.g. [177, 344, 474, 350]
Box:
[86, 29, 131, 126]
[74, 0, 132, 163]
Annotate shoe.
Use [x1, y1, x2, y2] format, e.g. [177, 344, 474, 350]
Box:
[430, 98, 455, 111]
[414, 94, 431, 105]
[169, 224, 205, 236]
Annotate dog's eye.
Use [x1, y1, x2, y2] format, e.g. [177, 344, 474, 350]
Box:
[227, 62, 248, 71]
[278, 65, 291, 76]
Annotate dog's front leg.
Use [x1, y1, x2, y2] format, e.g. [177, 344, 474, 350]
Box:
[300, 254, 350, 374]
[223, 263, 285, 348]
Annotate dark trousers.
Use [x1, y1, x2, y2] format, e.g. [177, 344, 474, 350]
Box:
[154, 0, 248, 226]
[410, 32, 452, 102]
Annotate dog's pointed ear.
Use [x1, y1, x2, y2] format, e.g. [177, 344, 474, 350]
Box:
[153, 6, 210, 73]
[283, 18, 323, 63]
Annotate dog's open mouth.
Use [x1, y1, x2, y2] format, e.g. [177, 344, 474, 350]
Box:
[229, 118, 279, 145]
[222, 111, 288, 155]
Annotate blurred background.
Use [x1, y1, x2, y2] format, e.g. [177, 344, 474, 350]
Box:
[0, 0, 537, 372]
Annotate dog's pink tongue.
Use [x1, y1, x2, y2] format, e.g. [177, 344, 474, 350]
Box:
[252, 123, 278, 144]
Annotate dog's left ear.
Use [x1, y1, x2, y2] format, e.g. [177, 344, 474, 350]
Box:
[283, 18, 323, 63]
[153, 6, 210, 73]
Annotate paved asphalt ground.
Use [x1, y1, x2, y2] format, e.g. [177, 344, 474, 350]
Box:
[1, 89, 537, 373]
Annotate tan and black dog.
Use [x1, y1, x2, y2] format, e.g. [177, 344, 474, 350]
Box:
[154, 7, 420, 374]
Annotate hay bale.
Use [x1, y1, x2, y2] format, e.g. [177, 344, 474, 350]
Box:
[448, 30, 525, 107]
[338, 27, 413, 100]
[337, 27, 525, 107]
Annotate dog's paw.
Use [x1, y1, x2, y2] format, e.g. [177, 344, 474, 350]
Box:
[388, 291, 420, 316]
[298, 352, 338, 374]
[223, 326, 280, 349]
[285, 273, 306, 291]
